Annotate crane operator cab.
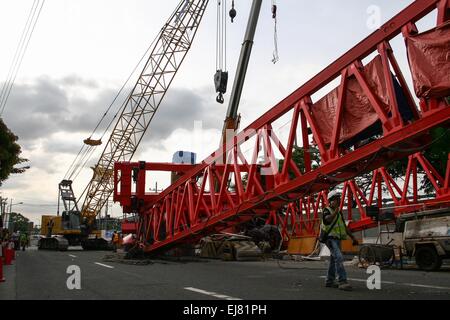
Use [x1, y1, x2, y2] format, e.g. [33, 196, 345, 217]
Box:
[61, 210, 81, 231]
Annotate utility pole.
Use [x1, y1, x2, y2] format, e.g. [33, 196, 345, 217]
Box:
[1, 198, 9, 229]
[0, 196, 5, 228]
[8, 198, 12, 230]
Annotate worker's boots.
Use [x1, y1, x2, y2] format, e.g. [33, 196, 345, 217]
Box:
[325, 282, 339, 288]
[338, 282, 353, 291]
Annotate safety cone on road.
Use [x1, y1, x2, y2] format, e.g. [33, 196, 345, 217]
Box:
[0, 255, 5, 282]
[4, 248, 13, 266]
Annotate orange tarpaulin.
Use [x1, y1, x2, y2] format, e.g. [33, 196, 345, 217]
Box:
[311, 55, 390, 146]
[406, 21, 450, 99]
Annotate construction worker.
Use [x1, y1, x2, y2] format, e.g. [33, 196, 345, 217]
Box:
[20, 232, 28, 251]
[47, 219, 54, 238]
[112, 231, 120, 252]
[12, 231, 19, 250]
[321, 190, 359, 291]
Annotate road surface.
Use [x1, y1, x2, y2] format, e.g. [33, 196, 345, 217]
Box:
[1, 247, 449, 300]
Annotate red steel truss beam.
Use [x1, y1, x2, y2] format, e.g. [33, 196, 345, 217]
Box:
[113, 0, 450, 253]
[278, 152, 450, 239]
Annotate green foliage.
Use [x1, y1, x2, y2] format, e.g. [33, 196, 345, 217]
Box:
[280, 128, 449, 197]
[8, 212, 31, 233]
[0, 118, 28, 185]
[278, 147, 321, 178]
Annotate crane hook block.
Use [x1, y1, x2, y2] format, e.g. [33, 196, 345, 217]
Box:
[214, 69, 228, 104]
[229, 0, 236, 23]
[84, 138, 102, 146]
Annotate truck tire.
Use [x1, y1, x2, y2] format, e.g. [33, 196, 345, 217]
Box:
[415, 246, 442, 271]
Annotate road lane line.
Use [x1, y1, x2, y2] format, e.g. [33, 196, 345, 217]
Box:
[319, 276, 448, 289]
[68, 254, 77, 258]
[405, 283, 450, 290]
[319, 276, 395, 284]
[184, 287, 242, 300]
[95, 262, 114, 269]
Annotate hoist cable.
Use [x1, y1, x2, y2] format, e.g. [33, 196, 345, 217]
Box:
[215, 0, 227, 71]
[216, 0, 220, 70]
[223, 0, 227, 71]
[98, 29, 163, 142]
[68, 146, 93, 181]
[68, 146, 92, 180]
[271, 0, 279, 64]
[90, 29, 162, 142]
[64, 23, 163, 180]
[0, 0, 38, 112]
[64, 144, 87, 179]
[71, 145, 98, 183]
[0, 0, 45, 116]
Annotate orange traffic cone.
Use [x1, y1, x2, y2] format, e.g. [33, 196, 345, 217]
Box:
[0, 256, 5, 282]
[4, 248, 13, 266]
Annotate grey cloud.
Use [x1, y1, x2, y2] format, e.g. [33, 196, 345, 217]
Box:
[144, 88, 223, 143]
[2, 77, 117, 145]
[61, 74, 99, 88]
[3, 77, 69, 141]
[2, 75, 224, 173]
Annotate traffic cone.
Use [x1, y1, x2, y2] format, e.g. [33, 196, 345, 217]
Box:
[4, 248, 13, 266]
[0, 255, 5, 282]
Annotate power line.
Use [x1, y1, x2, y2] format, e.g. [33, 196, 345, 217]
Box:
[0, 0, 46, 116]
[63, 31, 161, 181]
[0, 0, 38, 111]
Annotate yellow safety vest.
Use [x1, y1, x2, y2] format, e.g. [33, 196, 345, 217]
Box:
[321, 206, 347, 240]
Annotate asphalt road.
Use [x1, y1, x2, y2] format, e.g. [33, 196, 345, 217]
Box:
[1, 246, 450, 300]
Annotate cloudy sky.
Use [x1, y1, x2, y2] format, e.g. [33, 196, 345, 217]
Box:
[0, 0, 437, 225]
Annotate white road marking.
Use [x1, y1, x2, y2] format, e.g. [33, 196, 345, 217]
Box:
[94, 262, 114, 269]
[405, 283, 450, 290]
[319, 276, 449, 290]
[68, 254, 77, 258]
[184, 287, 242, 300]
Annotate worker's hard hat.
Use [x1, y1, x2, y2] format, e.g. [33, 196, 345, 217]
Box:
[327, 190, 341, 201]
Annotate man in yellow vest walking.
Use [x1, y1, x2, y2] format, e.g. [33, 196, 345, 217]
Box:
[322, 190, 359, 291]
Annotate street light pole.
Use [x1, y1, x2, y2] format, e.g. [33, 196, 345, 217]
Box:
[0, 197, 7, 228]
[6, 200, 23, 230]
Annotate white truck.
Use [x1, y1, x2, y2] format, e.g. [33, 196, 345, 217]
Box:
[402, 213, 450, 271]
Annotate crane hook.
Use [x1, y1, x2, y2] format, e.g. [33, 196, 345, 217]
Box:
[229, 0, 236, 23]
[216, 93, 225, 104]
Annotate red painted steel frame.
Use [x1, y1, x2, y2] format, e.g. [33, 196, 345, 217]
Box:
[114, 0, 450, 253]
[277, 152, 450, 240]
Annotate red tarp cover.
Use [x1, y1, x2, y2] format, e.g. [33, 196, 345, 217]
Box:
[311, 55, 390, 145]
[406, 21, 450, 99]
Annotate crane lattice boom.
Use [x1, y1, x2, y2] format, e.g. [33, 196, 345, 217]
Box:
[81, 0, 210, 220]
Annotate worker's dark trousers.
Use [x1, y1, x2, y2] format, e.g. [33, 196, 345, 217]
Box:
[325, 238, 347, 284]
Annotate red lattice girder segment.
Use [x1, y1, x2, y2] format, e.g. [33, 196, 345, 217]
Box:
[277, 152, 450, 239]
[113, 0, 450, 253]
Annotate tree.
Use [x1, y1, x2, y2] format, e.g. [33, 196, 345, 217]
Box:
[379, 127, 450, 195]
[0, 118, 29, 186]
[8, 212, 31, 233]
[278, 146, 321, 179]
